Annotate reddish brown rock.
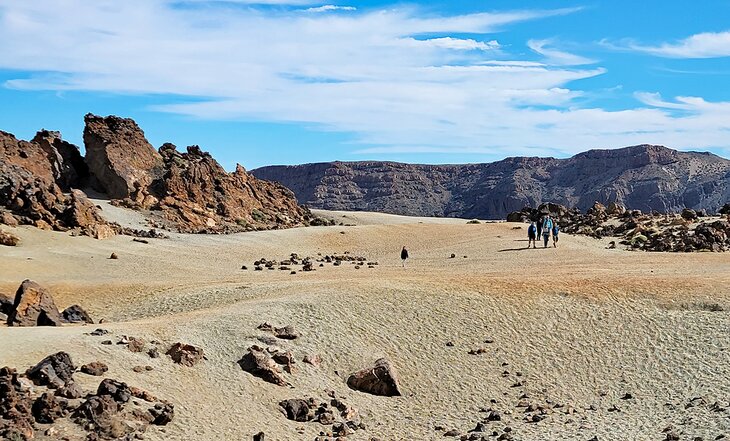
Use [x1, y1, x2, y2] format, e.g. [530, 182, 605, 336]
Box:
[83, 114, 164, 200]
[0, 367, 35, 440]
[238, 346, 287, 386]
[0, 229, 19, 246]
[0, 129, 113, 238]
[166, 343, 205, 367]
[6, 280, 64, 327]
[346, 358, 402, 397]
[80, 362, 108, 376]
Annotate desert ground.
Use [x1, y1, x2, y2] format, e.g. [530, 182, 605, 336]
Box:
[1, 206, 729, 440]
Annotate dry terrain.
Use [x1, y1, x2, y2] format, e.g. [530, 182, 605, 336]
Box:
[1, 208, 729, 440]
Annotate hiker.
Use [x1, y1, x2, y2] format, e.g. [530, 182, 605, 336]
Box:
[552, 222, 560, 248]
[542, 215, 553, 248]
[400, 246, 409, 267]
[527, 222, 537, 248]
[536, 216, 544, 238]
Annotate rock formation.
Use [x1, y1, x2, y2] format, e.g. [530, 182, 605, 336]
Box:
[83, 114, 165, 200]
[83, 115, 311, 233]
[0, 130, 113, 237]
[252, 145, 730, 218]
[6, 280, 64, 327]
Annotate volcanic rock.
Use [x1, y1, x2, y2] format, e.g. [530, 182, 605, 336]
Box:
[83, 114, 164, 200]
[26, 352, 75, 389]
[238, 346, 287, 386]
[62, 304, 94, 324]
[166, 343, 205, 367]
[80, 362, 108, 376]
[252, 145, 730, 218]
[279, 398, 312, 422]
[346, 358, 402, 396]
[7, 280, 64, 327]
[31, 392, 65, 424]
[0, 229, 19, 246]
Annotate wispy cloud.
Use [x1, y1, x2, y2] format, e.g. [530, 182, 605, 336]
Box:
[618, 30, 730, 58]
[1, 1, 730, 157]
[527, 39, 596, 65]
[304, 5, 356, 12]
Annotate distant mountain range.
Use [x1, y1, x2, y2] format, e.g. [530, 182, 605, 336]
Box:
[252, 145, 730, 219]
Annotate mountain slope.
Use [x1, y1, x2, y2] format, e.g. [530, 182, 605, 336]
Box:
[252, 145, 730, 218]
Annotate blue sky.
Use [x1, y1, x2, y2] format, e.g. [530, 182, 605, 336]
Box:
[1, 1, 730, 170]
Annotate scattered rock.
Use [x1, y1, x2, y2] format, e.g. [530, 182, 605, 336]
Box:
[238, 346, 287, 386]
[109, 252, 118, 259]
[80, 362, 108, 376]
[346, 358, 401, 396]
[166, 343, 205, 367]
[274, 325, 299, 340]
[0, 229, 20, 246]
[303, 354, 322, 367]
[128, 337, 145, 353]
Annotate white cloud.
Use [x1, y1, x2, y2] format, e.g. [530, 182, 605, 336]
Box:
[527, 39, 596, 65]
[304, 5, 356, 12]
[0, 1, 729, 159]
[403, 37, 499, 51]
[623, 30, 730, 58]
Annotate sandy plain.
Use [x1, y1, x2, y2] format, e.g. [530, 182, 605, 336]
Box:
[1, 206, 729, 440]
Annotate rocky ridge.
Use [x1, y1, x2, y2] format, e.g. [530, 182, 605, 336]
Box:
[0, 115, 312, 236]
[252, 145, 730, 219]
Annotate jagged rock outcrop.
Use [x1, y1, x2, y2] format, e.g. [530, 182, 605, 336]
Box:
[84, 114, 165, 200]
[0, 130, 113, 237]
[82, 115, 310, 232]
[252, 145, 730, 218]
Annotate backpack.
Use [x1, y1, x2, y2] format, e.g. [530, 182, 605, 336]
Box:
[553, 224, 559, 234]
[528, 225, 536, 235]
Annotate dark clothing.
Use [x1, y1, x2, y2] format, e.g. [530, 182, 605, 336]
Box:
[401, 249, 409, 260]
[536, 219, 544, 237]
[528, 225, 536, 239]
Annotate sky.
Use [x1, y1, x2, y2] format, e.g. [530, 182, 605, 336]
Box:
[1, 1, 730, 170]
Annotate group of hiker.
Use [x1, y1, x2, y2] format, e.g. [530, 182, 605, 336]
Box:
[399, 215, 560, 266]
[527, 215, 559, 248]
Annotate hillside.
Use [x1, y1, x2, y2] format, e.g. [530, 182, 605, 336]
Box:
[252, 145, 730, 218]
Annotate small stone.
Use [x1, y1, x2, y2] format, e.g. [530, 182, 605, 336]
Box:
[80, 361, 108, 376]
[109, 253, 118, 259]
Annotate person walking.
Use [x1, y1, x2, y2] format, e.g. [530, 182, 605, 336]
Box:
[536, 216, 544, 238]
[527, 222, 537, 248]
[542, 215, 553, 248]
[400, 246, 409, 267]
[552, 222, 560, 248]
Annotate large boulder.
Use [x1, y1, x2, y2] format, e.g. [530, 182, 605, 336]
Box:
[26, 352, 76, 389]
[7, 280, 64, 327]
[83, 114, 164, 200]
[346, 358, 402, 397]
[31, 130, 89, 190]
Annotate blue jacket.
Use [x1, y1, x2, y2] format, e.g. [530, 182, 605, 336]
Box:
[542, 218, 553, 233]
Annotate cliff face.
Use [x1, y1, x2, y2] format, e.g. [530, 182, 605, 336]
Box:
[252, 145, 730, 218]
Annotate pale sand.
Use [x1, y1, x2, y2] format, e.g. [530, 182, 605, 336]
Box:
[1, 210, 729, 440]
